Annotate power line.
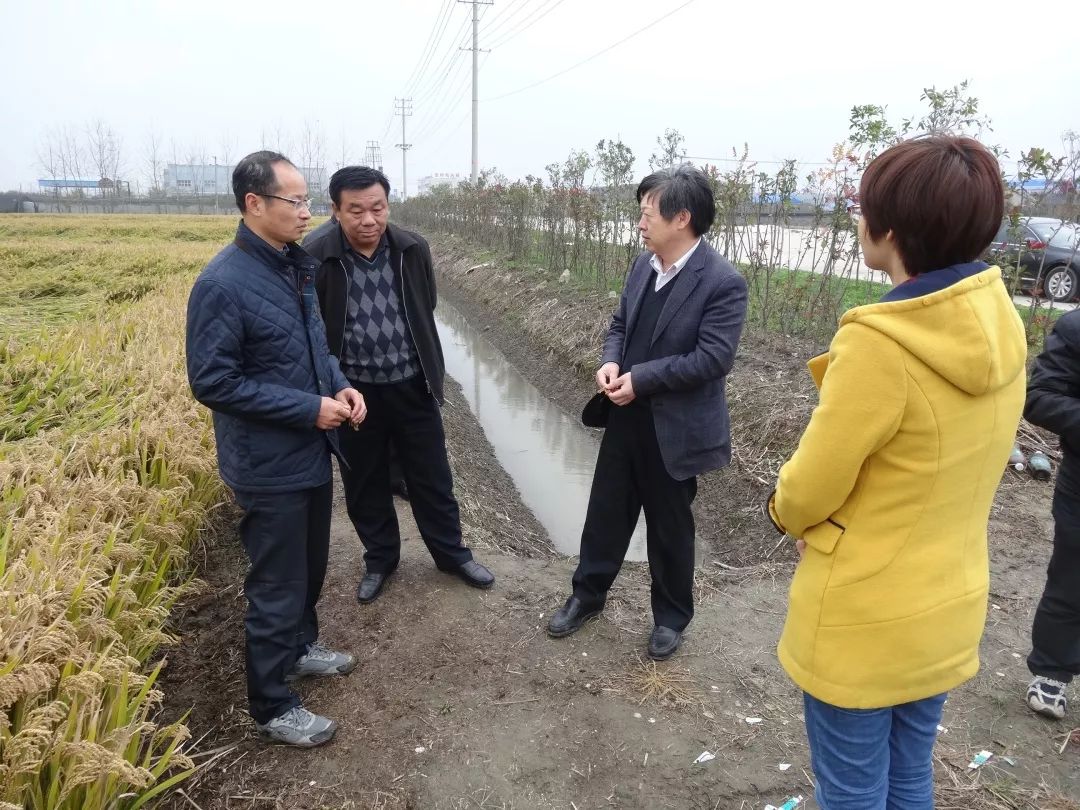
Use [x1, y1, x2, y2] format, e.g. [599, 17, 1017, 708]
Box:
[412, 58, 476, 144]
[414, 51, 471, 116]
[385, 4, 468, 153]
[409, 32, 473, 147]
[378, 100, 398, 144]
[411, 15, 473, 107]
[414, 53, 490, 150]
[401, 0, 456, 97]
[417, 60, 490, 158]
[478, 0, 531, 38]
[411, 60, 473, 143]
[484, 0, 697, 102]
[488, 0, 567, 49]
[426, 108, 472, 157]
[478, 0, 527, 35]
[406, 13, 470, 103]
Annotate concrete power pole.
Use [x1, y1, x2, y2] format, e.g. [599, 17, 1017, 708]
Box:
[394, 98, 412, 200]
[459, 0, 492, 184]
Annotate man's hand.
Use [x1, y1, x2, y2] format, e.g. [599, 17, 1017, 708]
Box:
[335, 388, 367, 427]
[607, 372, 636, 406]
[596, 362, 620, 392]
[316, 396, 352, 430]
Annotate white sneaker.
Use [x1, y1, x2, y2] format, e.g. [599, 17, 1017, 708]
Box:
[286, 643, 357, 682]
[254, 706, 337, 747]
[1027, 676, 1067, 720]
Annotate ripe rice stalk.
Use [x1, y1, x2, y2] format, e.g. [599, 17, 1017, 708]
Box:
[1, 216, 228, 808]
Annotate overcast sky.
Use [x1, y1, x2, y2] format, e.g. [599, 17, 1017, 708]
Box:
[3, 0, 1079, 195]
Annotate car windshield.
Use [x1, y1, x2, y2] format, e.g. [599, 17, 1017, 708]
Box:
[1030, 221, 1080, 250]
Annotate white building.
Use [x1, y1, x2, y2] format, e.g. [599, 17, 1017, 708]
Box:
[163, 164, 231, 196]
[417, 172, 464, 196]
[163, 164, 328, 197]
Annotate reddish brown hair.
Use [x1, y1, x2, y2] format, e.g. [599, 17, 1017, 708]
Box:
[860, 136, 1003, 276]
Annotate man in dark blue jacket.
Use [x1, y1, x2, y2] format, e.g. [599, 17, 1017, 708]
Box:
[186, 151, 366, 747]
[1025, 309, 1080, 721]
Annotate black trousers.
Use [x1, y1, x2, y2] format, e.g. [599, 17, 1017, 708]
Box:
[233, 481, 332, 724]
[338, 375, 473, 574]
[389, 443, 405, 491]
[572, 402, 698, 631]
[1028, 468, 1080, 683]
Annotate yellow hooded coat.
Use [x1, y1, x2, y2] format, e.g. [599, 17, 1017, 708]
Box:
[770, 266, 1027, 708]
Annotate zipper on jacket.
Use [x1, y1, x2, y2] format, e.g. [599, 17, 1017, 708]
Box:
[337, 258, 349, 357]
[398, 252, 433, 398]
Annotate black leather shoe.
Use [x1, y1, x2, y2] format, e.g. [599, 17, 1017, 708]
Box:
[356, 568, 394, 604]
[391, 480, 409, 500]
[648, 626, 682, 660]
[447, 560, 495, 589]
[547, 595, 604, 638]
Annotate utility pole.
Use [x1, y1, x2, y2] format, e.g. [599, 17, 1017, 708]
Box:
[364, 140, 384, 173]
[458, 0, 492, 184]
[394, 97, 413, 201]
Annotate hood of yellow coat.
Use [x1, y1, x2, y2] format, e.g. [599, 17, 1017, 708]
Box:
[809, 267, 1027, 396]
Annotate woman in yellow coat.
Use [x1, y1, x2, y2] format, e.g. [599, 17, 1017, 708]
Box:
[769, 136, 1027, 809]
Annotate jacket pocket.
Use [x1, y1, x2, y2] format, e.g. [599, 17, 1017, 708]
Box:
[803, 518, 845, 554]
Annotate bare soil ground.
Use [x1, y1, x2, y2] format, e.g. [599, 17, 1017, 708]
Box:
[159, 237, 1080, 810]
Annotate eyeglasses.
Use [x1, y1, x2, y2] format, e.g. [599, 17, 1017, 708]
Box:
[260, 194, 313, 210]
[849, 205, 862, 224]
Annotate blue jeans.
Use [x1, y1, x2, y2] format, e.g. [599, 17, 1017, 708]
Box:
[803, 692, 946, 810]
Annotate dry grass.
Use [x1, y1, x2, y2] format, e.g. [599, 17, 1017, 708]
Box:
[605, 659, 700, 707]
[933, 749, 1080, 810]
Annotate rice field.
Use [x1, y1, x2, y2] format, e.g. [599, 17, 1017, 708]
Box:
[1, 215, 236, 809]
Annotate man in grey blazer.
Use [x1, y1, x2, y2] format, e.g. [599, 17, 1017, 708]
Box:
[547, 165, 748, 659]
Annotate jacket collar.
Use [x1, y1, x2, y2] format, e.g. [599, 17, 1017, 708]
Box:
[315, 219, 418, 261]
[235, 220, 315, 272]
[879, 261, 989, 303]
[626, 239, 708, 345]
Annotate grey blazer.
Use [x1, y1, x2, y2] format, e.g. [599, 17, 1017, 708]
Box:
[601, 240, 748, 480]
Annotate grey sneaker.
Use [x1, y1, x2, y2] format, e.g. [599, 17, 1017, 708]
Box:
[254, 706, 337, 747]
[286, 643, 358, 682]
[1027, 676, 1067, 720]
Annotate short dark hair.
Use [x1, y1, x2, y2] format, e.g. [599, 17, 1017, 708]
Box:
[636, 164, 716, 237]
[329, 166, 391, 206]
[232, 151, 294, 212]
[860, 136, 1003, 276]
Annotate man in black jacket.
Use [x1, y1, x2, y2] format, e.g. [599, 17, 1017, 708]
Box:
[304, 166, 494, 603]
[1025, 309, 1080, 720]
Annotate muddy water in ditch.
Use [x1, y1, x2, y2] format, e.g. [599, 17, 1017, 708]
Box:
[436, 301, 647, 561]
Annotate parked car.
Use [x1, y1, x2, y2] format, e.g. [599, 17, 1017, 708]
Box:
[986, 217, 1080, 303]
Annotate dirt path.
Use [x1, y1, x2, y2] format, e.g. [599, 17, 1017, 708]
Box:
[160, 244, 1080, 810]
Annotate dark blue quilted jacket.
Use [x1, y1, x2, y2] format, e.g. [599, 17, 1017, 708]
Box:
[186, 222, 351, 493]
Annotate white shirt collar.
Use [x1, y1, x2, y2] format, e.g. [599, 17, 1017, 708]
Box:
[649, 238, 701, 290]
